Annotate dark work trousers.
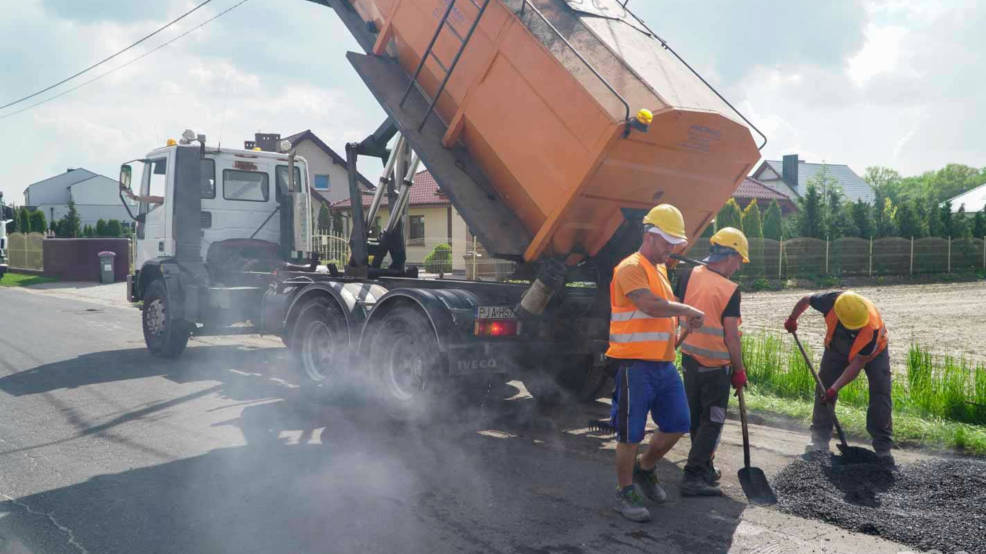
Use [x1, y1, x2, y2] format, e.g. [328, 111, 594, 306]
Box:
[682, 355, 732, 478]
[810, 348, 893, 453]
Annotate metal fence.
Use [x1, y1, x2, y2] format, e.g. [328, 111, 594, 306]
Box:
[7, 233, 44, 270]
[686, 236, 986, 279]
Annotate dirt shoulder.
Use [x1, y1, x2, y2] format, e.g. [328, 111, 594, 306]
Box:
[743, 280, 986, 367]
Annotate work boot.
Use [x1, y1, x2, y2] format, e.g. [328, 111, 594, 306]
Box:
[680, 472, 722, 497]
[876, 451, 896, 467]
[705, 462, 721, 484]
[613, 485, 651, 522]
[633, 462, 668, 503]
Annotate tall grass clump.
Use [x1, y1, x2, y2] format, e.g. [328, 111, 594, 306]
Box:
[740, 333, 986, 427]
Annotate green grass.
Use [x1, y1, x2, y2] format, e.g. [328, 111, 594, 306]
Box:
[740, 332, 986, 454]
[744, 389, 986, 456]
[0, 272, 57, 287]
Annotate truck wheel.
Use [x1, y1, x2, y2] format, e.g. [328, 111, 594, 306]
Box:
[291, 297, 347, 386]
[366, 306, 445, 420]
[142, 279, 190, 358]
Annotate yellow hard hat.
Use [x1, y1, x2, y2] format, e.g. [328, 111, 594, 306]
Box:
[834, 291, 870, 330]
[709, 227, 750, 263]
[642, 204, 687, 241]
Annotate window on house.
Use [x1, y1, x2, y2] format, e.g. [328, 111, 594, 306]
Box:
[409, 215, 425, 245]
[223, 170, 269, 202]
[314, 174, 330, 190]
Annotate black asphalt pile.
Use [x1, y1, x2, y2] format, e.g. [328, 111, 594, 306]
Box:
[775, 453, 986, 553]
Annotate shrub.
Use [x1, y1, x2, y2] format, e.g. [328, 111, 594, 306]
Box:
[424, 243, 452, 274]
[106, 219, 122, 237]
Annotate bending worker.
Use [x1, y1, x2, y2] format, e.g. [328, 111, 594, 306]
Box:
[784, 290, 893, 464]
[673, 227, 749, 497]
[607, 204, 704, 523]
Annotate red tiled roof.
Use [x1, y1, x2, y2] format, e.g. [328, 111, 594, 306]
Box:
[331, 170, 449, 208]
[733, 176, 789, 201]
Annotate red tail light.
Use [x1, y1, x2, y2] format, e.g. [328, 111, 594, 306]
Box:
[474, 319, 520, 337]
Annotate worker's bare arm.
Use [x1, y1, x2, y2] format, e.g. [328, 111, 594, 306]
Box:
[626, 289, 704, 327]
[831, 356, 866, 392]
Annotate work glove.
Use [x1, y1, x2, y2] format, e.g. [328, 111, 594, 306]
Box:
[731, 369, 747, 390]
[784, 317, 798, 334]
[821, 387, 838, 404]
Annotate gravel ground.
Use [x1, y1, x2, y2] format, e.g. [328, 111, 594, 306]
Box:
[774, 453, 986, 553]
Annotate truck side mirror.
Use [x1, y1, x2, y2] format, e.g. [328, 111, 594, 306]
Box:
[119, 164, 132, 191]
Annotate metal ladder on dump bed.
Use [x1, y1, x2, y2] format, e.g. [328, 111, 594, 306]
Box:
[398, 0, 491, 132]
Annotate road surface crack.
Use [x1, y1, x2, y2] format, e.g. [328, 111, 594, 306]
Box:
[2, 492, 89, 554]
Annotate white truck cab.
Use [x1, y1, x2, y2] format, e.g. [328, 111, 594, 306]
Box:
[119, 130, 314, 356]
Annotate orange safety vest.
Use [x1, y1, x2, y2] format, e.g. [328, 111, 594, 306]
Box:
[824, 297, 888, 361]
[680, 266, 741, 367]
[606, 253, 676, 362]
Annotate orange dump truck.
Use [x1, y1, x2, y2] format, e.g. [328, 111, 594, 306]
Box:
[260, 0, 765, 409]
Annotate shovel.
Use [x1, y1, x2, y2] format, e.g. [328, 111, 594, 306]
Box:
[736, 387, 777, 505]
[791, 332, 876, 464]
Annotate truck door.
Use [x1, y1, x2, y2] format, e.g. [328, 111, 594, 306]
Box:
[135, 152, 174, 267]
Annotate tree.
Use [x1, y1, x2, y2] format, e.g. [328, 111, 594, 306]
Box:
[83, 225, 94, 238]
[424, 243, 452, 275]
[716, 198, 743, 231]
[894, 200, 925, 238]
[851, 200, 873, 238]
[95, 219, 108, 237]
[331, 211, 344, 236]
[29, 210, 46, 233]
[317, 204, 331, 233]
[939, 201, 954, 237]
[974, 207, 986, 238]
[875, 197, 898, 237]
[17, 208, 29, 234]
[106, 219, 122, 238]
[823, 188, 856, 239]
[741, 200, 763, 239]
[797, 184, 825, 239]
[864, 166, 903, 203]
[58, 200, 82, 238]
[762, 200, 783, 240]
[952, 205, 971, 239]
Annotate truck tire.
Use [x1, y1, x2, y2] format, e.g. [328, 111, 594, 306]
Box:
[291, 297, 347, 387]
[142, 279, 190, 358]
[365, 305, 446, 420]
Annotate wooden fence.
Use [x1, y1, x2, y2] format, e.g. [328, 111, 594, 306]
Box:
[7, 233, 44, 270]
[686, 236, 986, 279]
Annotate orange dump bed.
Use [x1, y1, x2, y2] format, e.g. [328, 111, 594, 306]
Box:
[340, 0, 761, 262]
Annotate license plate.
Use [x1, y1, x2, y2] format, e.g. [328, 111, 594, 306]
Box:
[477, 306, 516, 319]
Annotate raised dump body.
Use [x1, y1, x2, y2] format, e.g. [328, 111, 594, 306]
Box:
[329, 0, 762, 262]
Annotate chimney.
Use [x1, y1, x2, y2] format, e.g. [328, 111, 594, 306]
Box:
[782, 154, 799, 189]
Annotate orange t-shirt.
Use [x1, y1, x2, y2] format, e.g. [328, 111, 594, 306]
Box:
[611, 253, 673, 308]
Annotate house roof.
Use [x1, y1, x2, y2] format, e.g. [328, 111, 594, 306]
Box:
[24, 168, 99, 201]
[332, 170, 450, 209]
[283, 129, 375, 191]
[734, 176, 790, 202]
[947, 182, 986, 213]
[759, 160, 874, 204]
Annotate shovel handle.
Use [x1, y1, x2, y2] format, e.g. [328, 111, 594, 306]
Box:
[737, 387, 751, 470]
[791, 332, 851, 449]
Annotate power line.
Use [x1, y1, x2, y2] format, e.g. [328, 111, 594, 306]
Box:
[0, 0, 214, 111]
[0, 0, 250, 121]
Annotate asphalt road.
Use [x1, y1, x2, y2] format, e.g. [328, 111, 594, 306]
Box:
[0, 285, 916, 553]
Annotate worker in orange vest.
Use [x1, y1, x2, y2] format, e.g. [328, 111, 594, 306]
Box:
[606, 204, 704, 523]
[674, 227, 750, 497]
[785, 290, 893, 464]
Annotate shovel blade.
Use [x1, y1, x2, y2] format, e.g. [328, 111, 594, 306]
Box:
[738, 467, 777, 505]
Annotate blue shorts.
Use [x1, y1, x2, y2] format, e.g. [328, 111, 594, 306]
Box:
[609, 360, 691, 443]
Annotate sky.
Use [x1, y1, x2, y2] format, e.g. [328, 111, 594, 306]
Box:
[1, 0, 984, 206]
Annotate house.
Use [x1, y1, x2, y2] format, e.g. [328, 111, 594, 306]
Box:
[332, 170, 472, 272]
[246, 131, 374, 207]
[731, 176, 798, 214]
[23, 168, 135, 227]
[946, 183, 986, 213]
[751, 154, 875, 204]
